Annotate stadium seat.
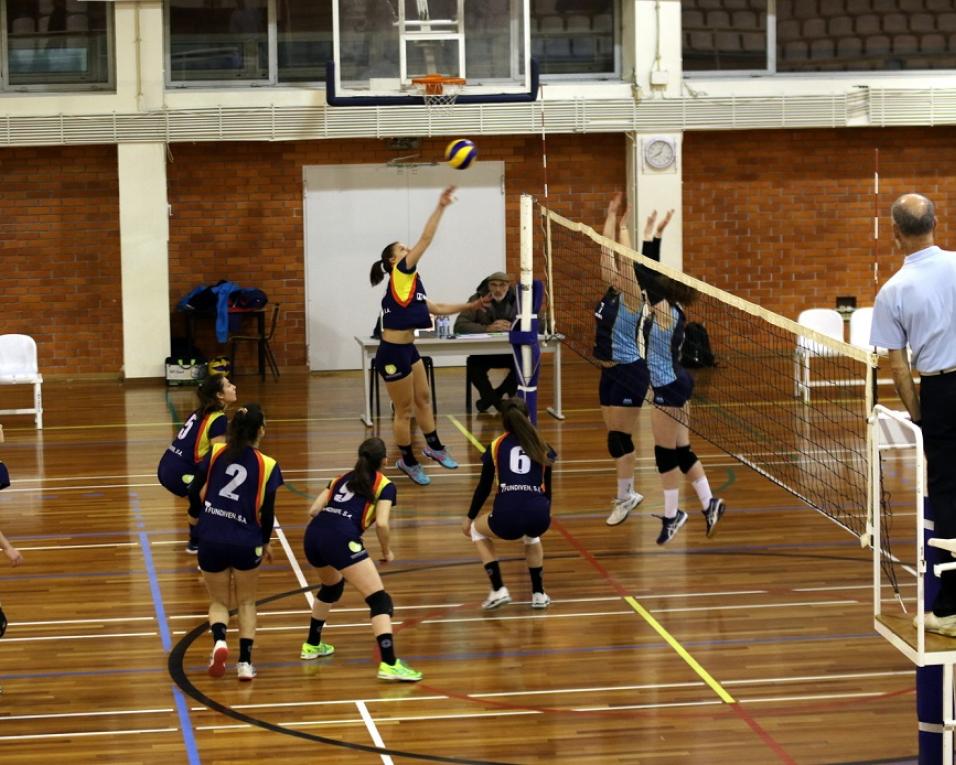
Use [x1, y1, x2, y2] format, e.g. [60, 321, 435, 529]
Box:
[829, 15, 854, 35]
[794, 308, 845, 403]
[0, 334, 43, 429]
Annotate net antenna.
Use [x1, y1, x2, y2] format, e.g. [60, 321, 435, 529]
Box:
[535, 199, 897, 586]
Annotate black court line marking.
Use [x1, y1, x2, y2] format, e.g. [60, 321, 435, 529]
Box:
[169, 564, 518, 765]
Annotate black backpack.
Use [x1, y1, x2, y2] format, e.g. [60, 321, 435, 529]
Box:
[681, 322, 716, 369]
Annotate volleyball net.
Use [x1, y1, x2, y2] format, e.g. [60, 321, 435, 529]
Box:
[529, 196, 896, 581]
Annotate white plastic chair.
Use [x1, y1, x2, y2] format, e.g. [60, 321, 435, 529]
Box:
[794, 308, 845, 403]
[0, 334, 43, 429]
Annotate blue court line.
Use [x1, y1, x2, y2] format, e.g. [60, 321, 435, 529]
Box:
[132, 492, 201, 765]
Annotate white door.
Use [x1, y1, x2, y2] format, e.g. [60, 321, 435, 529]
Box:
[303, 162, 506, 371]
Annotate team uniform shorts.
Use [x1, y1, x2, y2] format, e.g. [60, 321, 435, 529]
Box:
[157, 455, 194, 498]
[652, 369, 694, 408]
[598, 360, 649, 407]
[487, 495, 551, 541]
[375, 341, 422, 383]
[198, 540, 263, 573]
[304, 521, 370, 570]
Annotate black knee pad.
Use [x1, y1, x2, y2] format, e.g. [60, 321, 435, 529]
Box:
[0, 606, 6, 638]
[318, 579, 345, 604]
[676, 445, 699, 474]
[607, 430, 634, 459]
[654, 445, 680, 474]
[365, 589, 394, 618]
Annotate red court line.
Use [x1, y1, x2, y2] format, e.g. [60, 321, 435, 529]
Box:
[550, 517, 798, 765]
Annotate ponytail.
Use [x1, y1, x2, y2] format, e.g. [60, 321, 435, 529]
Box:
[500, 399, 553, 466]
[347, 437, 387, 501]
[225, 403, 264, 459]
[370, 242, 399, 286]
[196, 373, 227, 414]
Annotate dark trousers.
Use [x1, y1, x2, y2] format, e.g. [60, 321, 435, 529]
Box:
[467, 354, 517, 407]
[921, 372, 956, 615]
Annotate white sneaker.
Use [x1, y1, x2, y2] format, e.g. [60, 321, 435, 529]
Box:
[531, 592, 551, 609]
[606, 491, 644, 526]
[482, 586, 511, 610]
[207, 640, 228, 678]
[237, 661, 257, 681]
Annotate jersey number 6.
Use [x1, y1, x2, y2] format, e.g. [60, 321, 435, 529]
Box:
[509, 447, 531, 475]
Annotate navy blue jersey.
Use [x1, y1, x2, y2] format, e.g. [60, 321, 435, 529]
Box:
[381, 257, 431, 330]
[593, 289, 642, 363]
[194, 443, 283, 548]
[163, 409, 227, 467]
[643, 301, 686, 388]
[487, 432, 551, 496]
[312, 471, 397, 536]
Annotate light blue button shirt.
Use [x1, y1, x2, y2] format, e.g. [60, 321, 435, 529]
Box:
[870, 245, 956, 373]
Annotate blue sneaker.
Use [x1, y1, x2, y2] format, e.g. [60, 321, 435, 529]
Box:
[397, 458, 430, 485]
[654, 509, 688, 545]
[423, 446, 458, 469]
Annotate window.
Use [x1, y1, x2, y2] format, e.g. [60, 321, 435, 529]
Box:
[684, 0, 956, 75]
[531, 0, 617, 77]
[2, 0, 112, 89]
[167, 0, 332, 85]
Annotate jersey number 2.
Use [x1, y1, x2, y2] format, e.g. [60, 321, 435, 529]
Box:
[219, 464, 248, 500]
[509, 447, 531, 475]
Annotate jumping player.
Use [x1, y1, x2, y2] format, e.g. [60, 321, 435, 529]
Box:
[642, 275, 725, 544]
[158, 373, 237, 552]
[300, 437, 422, 682]
[595, 194, 673, 526]
[369, 185, 491, 486]
[188, 404, 280, 681]
[462, 399, 556, 610]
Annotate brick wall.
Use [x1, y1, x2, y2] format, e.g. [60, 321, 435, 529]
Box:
[683, 126, 956, 320]
[0, 145, 120, 376]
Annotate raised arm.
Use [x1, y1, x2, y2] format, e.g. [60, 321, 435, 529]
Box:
[601, 193, 626, 290]
[405, 186, 457, 269]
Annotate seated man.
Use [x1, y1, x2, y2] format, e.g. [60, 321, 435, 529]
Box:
[454, 272, 518, 413]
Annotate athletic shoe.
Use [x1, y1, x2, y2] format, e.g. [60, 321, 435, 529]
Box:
[185, 541, 199, 554]
[423, 446, 458, 469]
[605, 491, 644, 526]
[397, 458, 431, 486]
[377, 658, 423, 682]
[703, 498, 726, 538]
[655, 509, 688, 545]
[482, 586, 512, 610]
[916, 612, 956, 636]
[300, 641, 335, 660]
[531, 592, 551, 609]
[236, 661, 257, 681]
[208, 640, 228, 678]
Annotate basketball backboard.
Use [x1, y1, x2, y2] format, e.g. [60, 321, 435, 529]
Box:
[329, 0, 534, 104]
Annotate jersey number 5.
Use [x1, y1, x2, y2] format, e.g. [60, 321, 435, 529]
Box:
[219, 464, 248, 500]
[177, 414, 197, 441]
[509, 447, 531, 475]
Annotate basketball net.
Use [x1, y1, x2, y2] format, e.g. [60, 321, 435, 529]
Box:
[410, 74, 466, 109]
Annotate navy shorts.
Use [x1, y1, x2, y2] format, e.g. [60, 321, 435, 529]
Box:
[488, 495, 551, 541]
[652, 369, 694, 407]
[198, 540, 263, 573]
[157, 457, 193, 498]
[375, 341, 421, 383]
[304, 520, 370, 571]
[598, 360, 649, 407]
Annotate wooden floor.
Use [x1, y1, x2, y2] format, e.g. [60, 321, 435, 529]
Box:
[0, 360, 922, 764]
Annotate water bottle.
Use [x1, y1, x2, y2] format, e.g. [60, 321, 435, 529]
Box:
[439, 316, 449, 338]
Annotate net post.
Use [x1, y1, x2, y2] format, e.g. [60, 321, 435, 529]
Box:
[519, 193, 534, 392]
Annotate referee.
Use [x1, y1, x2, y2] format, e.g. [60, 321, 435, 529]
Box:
[871, 192, 956, 636]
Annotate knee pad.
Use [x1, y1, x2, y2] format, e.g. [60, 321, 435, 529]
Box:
[0, 606, 6, 638]
[676, 445, 699, 474]
[365, 589, 394, 619]
[654, 445, 680, 474]
[607, 430, 634, 459]
[470, 524, 488, 542]
[522, 535, 541, 546]
[317, 579, 345, 604]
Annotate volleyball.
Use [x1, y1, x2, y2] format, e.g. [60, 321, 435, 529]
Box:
[445, 138, 477, 170]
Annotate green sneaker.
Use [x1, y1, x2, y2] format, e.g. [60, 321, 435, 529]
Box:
[377, 658, 423, 682]
[300, 641, 335, 660]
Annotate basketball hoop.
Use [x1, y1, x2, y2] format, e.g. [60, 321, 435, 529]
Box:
[410, 74, 466, 109]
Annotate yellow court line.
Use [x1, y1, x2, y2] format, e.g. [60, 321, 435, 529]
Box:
[624, 596, 735, 704]
[445, 415, 487, 454]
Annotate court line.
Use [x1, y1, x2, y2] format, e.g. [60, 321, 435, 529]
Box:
[446, 415, 486, 452]
[0, 728, 180, 741]
[132, 492, 202, 765]
[273, 514, 314, 608]
[356, 701, 395, 765]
